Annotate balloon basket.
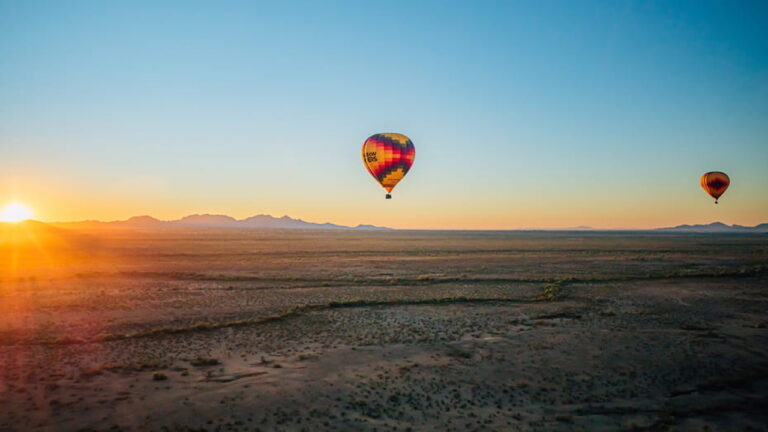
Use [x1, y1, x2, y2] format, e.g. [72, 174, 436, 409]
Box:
[385, 194, 392, 199]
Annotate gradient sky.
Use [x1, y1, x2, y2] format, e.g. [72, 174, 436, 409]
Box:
[1, 0, 767, 229]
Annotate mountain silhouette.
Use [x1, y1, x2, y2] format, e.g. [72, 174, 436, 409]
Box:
[175, 214, 239, 226]
[54, 214, 391, 230]
[656, 222, 768, 233]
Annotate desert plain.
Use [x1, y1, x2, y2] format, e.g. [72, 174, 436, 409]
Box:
[1, 224, 767, 431]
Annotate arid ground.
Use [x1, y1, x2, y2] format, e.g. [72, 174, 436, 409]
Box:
[1, 225, 767, 431]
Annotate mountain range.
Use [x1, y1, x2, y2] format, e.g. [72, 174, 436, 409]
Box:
[655, 222, 768, 233]
[53, 214, 391, 230]
[16, 216, 766, 232]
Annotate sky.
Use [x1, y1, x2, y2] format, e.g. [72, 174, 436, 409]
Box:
[1, 0, 767, 229]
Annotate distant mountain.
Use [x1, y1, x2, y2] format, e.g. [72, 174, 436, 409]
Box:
[354, 224, 389, 230]
[53, 214, 391, 230]
[734, 223, 768, 231]
[656, 222, 768, 233]
[175, 214, 239, 227]
[122, 215, 165, 227]
[240, 214, 346, 229]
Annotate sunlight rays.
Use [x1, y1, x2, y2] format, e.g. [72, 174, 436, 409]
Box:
[0, 202, 34, 223]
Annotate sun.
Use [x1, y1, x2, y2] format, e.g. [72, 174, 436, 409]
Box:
[0, 202, 34, 223]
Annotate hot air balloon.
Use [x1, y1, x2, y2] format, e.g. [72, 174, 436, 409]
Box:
[700, 171, 730, 204]
[362, 133, 415, 199]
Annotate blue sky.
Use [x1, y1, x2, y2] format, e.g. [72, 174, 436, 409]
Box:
[1, 0, 766, 228]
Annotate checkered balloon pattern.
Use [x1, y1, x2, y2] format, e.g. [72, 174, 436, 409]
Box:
[361, 133, 416, 194]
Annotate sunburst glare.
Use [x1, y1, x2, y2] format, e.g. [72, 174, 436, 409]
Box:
[0, 202, 34, 222]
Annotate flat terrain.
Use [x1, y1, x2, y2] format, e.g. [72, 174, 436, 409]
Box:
[1, 226, 767, 431]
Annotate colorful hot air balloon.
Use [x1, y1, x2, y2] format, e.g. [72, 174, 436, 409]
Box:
[361, 133, 415, 199]
[700, 171, 730, 204]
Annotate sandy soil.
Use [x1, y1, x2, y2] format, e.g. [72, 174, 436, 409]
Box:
[1, 228, 767, 431]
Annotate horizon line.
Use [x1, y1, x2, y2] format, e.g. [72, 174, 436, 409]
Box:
[6, 215, 767, 233]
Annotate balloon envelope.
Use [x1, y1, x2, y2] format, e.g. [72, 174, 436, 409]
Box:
[700, 171, 730, 202]
[361, 133, 415, 194]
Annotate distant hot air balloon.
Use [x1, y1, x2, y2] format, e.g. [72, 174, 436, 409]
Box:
[700, 171, 730, 204]
[362, 133, 415, 199]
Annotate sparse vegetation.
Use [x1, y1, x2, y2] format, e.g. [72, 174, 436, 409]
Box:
[680, 321, 715, 332]
[190, 357, 220, 367]
[4, 230, 767, 431]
